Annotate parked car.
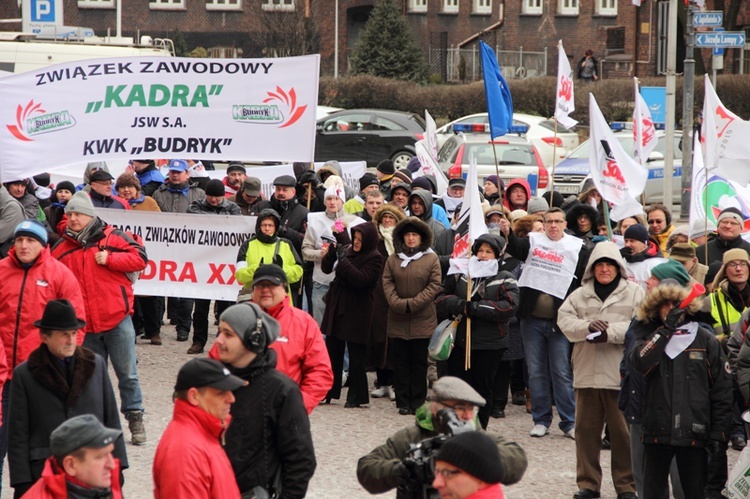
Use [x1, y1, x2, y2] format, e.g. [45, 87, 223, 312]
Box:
[316, 105, 343, 120]
[552, 130, 683, 204]
[435, 112, 579, 167]
[437, 125, 548, 197]
[315, 109, 425, 168]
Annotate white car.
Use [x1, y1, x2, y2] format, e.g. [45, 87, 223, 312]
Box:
[436, 112, 579, 168]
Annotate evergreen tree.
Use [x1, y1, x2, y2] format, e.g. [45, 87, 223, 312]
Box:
[349, 0, 430, 82]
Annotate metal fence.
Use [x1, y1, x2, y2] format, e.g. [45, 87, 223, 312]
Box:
[445, 46, 548, 82]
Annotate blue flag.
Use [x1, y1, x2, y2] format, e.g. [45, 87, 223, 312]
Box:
[479, 40, 514, 139]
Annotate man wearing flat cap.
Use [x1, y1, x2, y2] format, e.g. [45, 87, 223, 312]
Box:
[228, 176, 264, 216]
[697, 207, 750, 266]
[88, 170, 129, 210]
[0, 220, 85, 497]
[357, 376, 527, 499]
[214, 303, 315, 497]
[21, 415, 124, 499]
[432, 431, 506, 499]
[669, 243, 708, 287]
[153, 357, 245, 499]
[8, 299, 126, 498]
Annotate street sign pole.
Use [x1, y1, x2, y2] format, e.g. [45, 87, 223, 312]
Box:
[681, 1, 695, 219]
[663, 0, 677, 216]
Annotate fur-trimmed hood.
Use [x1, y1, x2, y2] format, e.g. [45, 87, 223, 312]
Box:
[393, 216, 433, 253]
[636, 282, 704, 323]
[372, 204, 406, 236]
[567, 203, 599, 234]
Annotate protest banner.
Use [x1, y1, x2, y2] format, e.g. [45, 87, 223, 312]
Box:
[97, 208, 256, 301]
[517, 232, 582, 300]
[0, 55, 320, 182]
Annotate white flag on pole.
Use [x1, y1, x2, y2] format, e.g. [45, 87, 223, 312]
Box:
[414, 140, 449, 196]
[555, 40, 577, 129]
[689, 133, 709, 238]
[633, 78, 658, 165]
[588, 93, 648, 205]
[424, 110, 439, 162]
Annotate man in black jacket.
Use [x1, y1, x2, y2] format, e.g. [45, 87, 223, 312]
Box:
[258, 175, 309, 308]
[697, 207, 750, 266]
[214, 303, 315, 497]
[629, 282, 731, 499]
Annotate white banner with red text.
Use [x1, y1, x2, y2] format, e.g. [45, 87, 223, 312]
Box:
[0, 55, 320, 183]
[96, 208, 256, 301]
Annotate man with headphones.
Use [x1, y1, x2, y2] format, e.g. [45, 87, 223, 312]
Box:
[215, 303, 316, 498]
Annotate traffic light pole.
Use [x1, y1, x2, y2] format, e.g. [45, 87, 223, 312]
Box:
[681, 1, 695, 219]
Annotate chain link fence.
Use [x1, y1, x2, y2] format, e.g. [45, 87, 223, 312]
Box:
[445, 46, 548, 82]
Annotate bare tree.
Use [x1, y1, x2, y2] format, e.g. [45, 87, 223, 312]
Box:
[247, 0, 320, 57]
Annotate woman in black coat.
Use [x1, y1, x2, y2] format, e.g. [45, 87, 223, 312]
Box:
[435, 233, 520, 429]
[321, 222, 384, 407]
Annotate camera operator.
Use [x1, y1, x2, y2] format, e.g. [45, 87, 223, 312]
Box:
[356, 377, 527, 498]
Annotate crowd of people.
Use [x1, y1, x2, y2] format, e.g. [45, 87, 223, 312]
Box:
[0, 154, 749, 499]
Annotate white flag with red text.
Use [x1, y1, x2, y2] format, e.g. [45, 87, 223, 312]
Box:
[448, 154, 488, 275]
[555, 41, 577, 129]
[589, 93, 648, 206]
[633, 78, 657, 165]
[414, 140, 449, 196]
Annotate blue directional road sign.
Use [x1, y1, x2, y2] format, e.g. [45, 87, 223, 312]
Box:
[693, 11, 723, 28]
[696, 31, 746, 48]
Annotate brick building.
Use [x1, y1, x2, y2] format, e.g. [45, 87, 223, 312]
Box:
[0, 0, 748, 79]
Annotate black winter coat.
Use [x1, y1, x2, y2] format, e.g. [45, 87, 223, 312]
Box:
[321, 223, 384, 344]
[697, 235, 750, 266]
[8, 346, 127, 488]
[224, 349, 315, 498]
[436, 269, 519, 351]
[629, 320, 732, 446]
[257, 197, 309, 255]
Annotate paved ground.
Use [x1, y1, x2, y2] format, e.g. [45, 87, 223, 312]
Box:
[2, 322, 742, 498]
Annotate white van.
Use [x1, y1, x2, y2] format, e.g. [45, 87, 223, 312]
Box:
[0, 32, 172, 74]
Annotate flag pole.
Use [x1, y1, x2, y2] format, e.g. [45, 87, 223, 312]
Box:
[465, 263, 472, 370]
[550, 119, 559, 206]
[307, 162, 314, 211]
[602, 199, 614, 241]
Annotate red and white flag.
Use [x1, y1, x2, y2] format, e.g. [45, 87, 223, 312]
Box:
[588, 93, 648, 206]
[633, 78, 657, 165]
[414, 140, 449, 196]
[555, 40, 577, 129]
[448, 153, 488, 275]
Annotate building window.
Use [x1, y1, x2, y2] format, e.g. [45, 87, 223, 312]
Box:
[78, 0, 114, 9]
[596, 0, 616, 15]
[473, 0, 491, 14]
[262, 0, 294, 11]
[557, 0, 578, 15]
[522, 0, 542, 14]
[409, 0, 427, 13]
[206, 0, 241, 10]
[149, 0, 185, 10]
[442, 0, 458, 14]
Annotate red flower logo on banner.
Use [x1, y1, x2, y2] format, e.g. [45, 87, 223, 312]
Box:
[6, 100, 45, 142]
[263, 86, 307, 128]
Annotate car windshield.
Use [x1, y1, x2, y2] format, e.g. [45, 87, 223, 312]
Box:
[538, 119, 575, 133]
[568, 135, 634, 159]
[463, 143, 536, 165]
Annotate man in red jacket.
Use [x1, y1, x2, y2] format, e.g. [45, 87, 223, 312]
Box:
[209, 264, 332, 413]
[0, 220, 84, 498]
[153, 358, 245, 499]
[51, 192, 148, 446]
[22, 414, 123, 499]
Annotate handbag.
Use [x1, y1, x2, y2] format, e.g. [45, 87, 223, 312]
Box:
[428, 314, 462, 361]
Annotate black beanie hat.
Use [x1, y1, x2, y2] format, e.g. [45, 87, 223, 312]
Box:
[376, 160, 395, 175]
[623, 224, 649, 244]
[205, 179, 225, 197]
[434, 432, 504, 484]
[55, 181, 76, 195]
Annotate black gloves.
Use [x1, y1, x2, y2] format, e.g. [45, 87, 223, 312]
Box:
[273, 254, 283, 267]
[298, 170, 321, 188]
[663, 306, 686, 331]
[465, 301, 478, 318]
[336, 244, 348, 260]
[588, 320, 609, 332]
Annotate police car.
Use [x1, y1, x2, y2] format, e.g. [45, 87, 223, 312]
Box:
[437, 123, 548, 196]
[552, 124, 683, 204]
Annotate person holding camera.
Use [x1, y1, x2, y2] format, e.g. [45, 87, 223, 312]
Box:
[628, 281, 732, 499]
[356, 376, 527, 498]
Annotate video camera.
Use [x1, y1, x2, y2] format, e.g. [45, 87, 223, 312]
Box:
[397, 408, 476, 499]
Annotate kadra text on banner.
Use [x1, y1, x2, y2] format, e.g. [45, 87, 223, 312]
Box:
[0, 55, 320, 182]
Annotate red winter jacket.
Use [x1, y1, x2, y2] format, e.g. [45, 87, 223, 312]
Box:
[51, 219, 147, 333]
[209, 297, 333, 414]
[153, 399, 241, 499]
[0, 247, 85, 380]
[21, 455, 122, 499]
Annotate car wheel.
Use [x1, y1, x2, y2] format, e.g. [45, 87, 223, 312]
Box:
[391, 151, 413, 170]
